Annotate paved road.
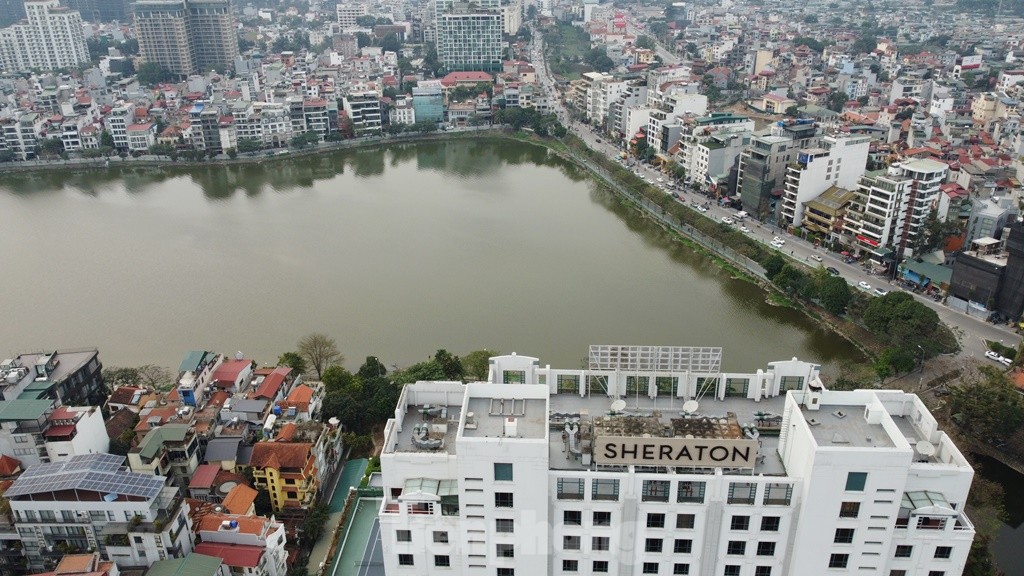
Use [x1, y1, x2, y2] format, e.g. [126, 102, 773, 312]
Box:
[529, 27, 1020, 361]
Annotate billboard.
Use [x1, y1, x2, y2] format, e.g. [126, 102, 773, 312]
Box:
[960, 55, 982, 70]
[595, 436, 759, 468]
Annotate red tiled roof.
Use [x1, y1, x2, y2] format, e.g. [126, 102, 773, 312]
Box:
[0, 455, 21, 476]
[253, 367, 291, 399]
[194, 543, 263, 568]
[108, 386, 145, 406]
[213, 360, 251, 384]
[189, 463, 220, 489]
[249, 442, 312, 470]
[222, 484, 258, 515]
[44, 424, 76, 438]
[277, 422, 297, 441]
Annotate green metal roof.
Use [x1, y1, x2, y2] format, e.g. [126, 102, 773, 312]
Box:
[0, 400, 53, 422]
[137, 423, 190, 460]
[22, 379, 55, 392]
[146, 553, 223, 576]
[16, 388, 51, 400]
[179, 350, 209, 373]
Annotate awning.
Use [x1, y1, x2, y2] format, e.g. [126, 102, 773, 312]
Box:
[43, 424, 75, 438]
[400, 478, 458, 501]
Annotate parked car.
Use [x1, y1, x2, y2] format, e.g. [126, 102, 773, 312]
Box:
[772, 236, 785, 245]
[721, 217, 735, 224]
[985, 350, 1001, 361]
[1000, 356, 1013, 366]
[826, 267, 840, 276]
[810, 254, 823, 262]
[770, 241, 784, 249]
[740, 226, 751, 233]
[858, 281, 872, 291]
[874, 288, 888, 296]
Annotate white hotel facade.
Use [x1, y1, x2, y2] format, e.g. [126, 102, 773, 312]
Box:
[379, 346, 975, 576]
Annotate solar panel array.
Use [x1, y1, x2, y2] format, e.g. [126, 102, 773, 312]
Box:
[6, 453, 164, 499]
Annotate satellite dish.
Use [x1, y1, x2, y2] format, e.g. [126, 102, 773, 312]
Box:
[610, 399, 627, 412]
[916, 441, 936, 457]
[683, 400, 699, 414]
[235, 351, 244, 360]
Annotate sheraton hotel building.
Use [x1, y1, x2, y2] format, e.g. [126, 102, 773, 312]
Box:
[378, 346, 975, 576]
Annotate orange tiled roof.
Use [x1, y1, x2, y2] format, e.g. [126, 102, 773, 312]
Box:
[250, 442, 313, 470]
[223, 484, 259, 515]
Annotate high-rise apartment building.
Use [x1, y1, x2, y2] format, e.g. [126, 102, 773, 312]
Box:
[843, 159, 948, 256]
[378, 347, 975, 576]
[435, 0, 502, 72]
[133, 0, 237, 78]
[0, 0, 89, 73]
[735, 119, 820, 221]
[780, 134, 870, 228]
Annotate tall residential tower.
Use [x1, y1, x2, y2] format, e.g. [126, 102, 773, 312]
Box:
[434, 0, 502, 72]
[133, 0, 237, 77]
[0, 0, 89, 73]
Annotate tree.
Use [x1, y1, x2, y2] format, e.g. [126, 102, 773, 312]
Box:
[784, 105, 800, 117]
[462, 349, 497, 381]
[356, 32, 372, 49]
[226, 147, 238, 159]
[526, 4, 537, 19]
[862, 292, 941, 354]
[762, 254, 786, 278]
[817, 276, 852, 315]
[355, 15, 376, 26]
[40, 137, 64, 159]
[434, 349, 464, 380]
[137, 62, 171, 85]
[827, 90, 849, 112]
[792, 37, 825, 53]
[237, 138, 262, 153]
[635, 35, 656, 50]
[803, 14, 818, 23]
[297, 333, 342, 380]
[322, 365, 357, 393]
[381, 33, 401, 54]
[357, 356, 388, 381]
[277, 351, 308, 375]
[100, 130, 115, 149]
[253, 488, 273, 516]
[852, 35, 877, 55]
[950, 367, 1024, 442]
[104, 365, 173, 391]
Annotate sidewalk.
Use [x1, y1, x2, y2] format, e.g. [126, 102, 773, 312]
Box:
[307, 459, 368, 574]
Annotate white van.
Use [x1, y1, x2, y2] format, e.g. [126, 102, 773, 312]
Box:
[735, 211, 748, 221]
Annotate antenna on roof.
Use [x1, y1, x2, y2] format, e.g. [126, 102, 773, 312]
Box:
[236, 351, 243, 360]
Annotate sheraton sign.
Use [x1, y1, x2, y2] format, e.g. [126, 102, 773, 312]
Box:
[596, 436, 759, 468]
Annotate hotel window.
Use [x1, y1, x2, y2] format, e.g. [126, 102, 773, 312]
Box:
[496, 569, 514, 576]
[928, 572, 945, 576]
[727, 541, 745, 555]
[495, 519, 514, 533]
[645, 538, 663, 553]
[642, 480, 670, 502]
[730, 515, 750, 530]
[763, 483, 792, 505]
[642, 562, 659, 574]
[728, 483, 756, 505]
[757, 542, 776, 556]
[593, 561, 609, 573]
[564, 536, 581, 551]
[677, 481, 706, 503]
[557, 374, 580, 393]
[761, 516, 780, 531]
[647, 513, 666, 528]
[779, 375, 804, 391]
[674, 539, 692, 554]
[433, 531, 449, 544]
[398, 554, 413, 566]
[496, 544, 514, 558]
[754, 568, 772, 576]
[934, 547, 952, 559]
[829, 554, 849, 569]
[494, 463, 513, 482]
[562, 560, 578, 572]
[593, 511, 612, 526]
[724, 566, 740, 576]
[834, 528, 854, 544]
[502, 370, 525, 383]
[592, 536, 610, 551]
[557, 478, 585, 500]
[724, 378, 748, 397]
[845, 472, 867, 491]
[917, 517, 946, 530]
[593, 479, 619, 501]
[889, 571, 907, 576]
[396, 530, 411, 542]
[495, 492, 514, 508]
[839, 502, 860, 518]
[676, 514, 695, 529]
[673, 564, 690, 575]
[564, 511, 582, 525]
[434, 555, 450, 568]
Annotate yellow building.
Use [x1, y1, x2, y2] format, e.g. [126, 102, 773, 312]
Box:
[248, 441, 318, 512]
